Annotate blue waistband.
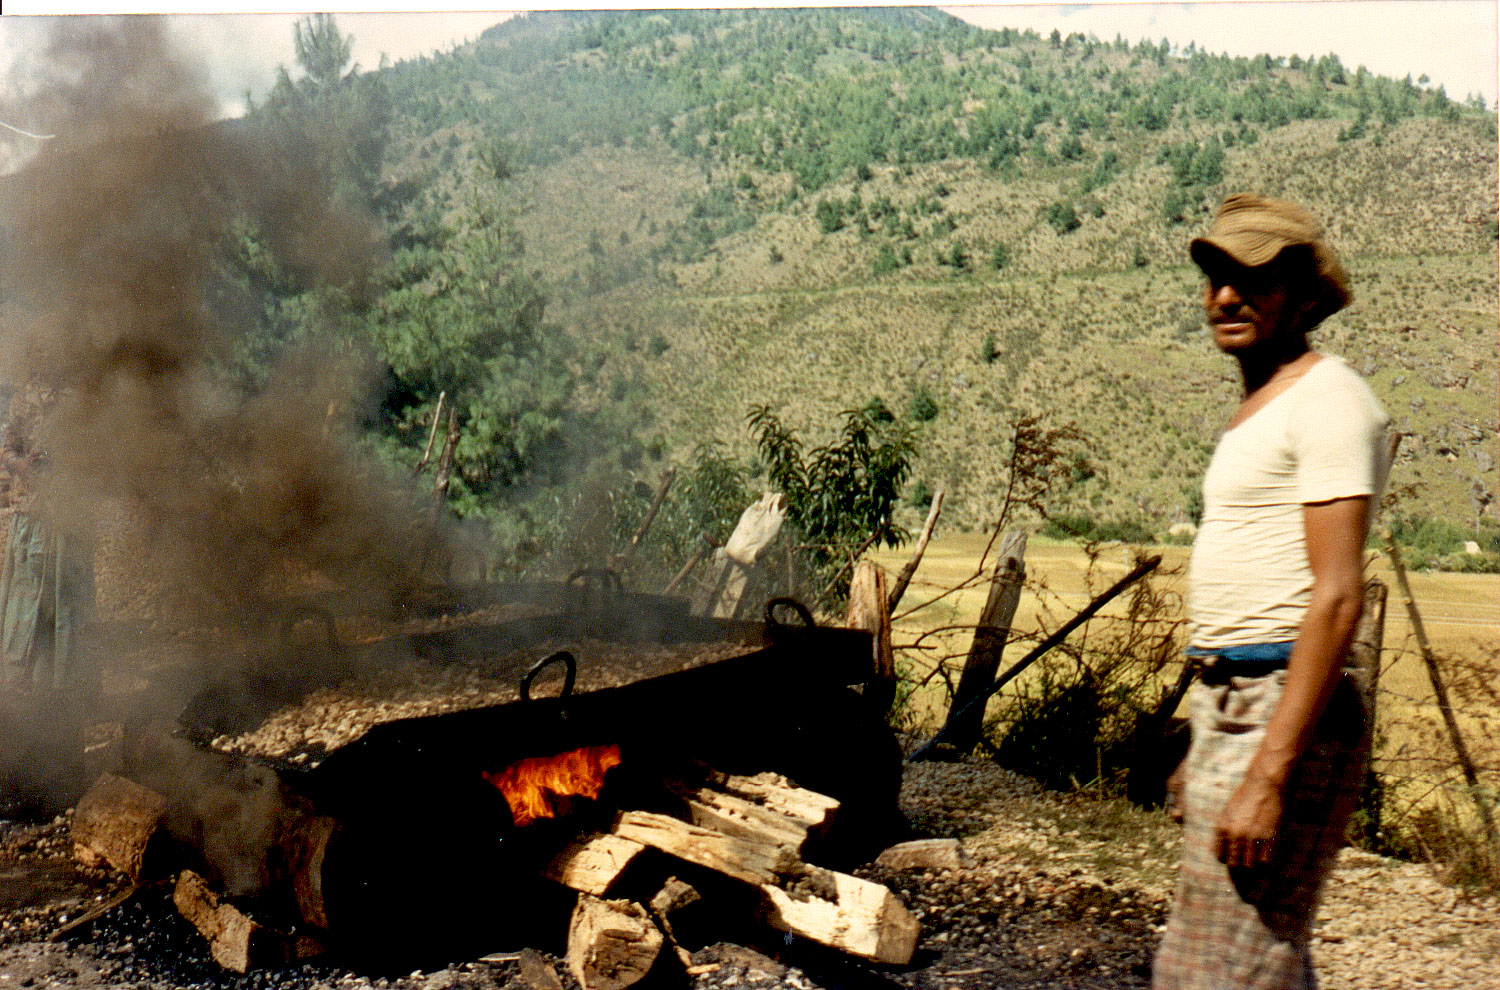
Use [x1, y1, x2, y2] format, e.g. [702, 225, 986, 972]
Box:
[1185, 641, 1295, 664]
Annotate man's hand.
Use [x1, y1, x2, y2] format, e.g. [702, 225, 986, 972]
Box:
[1216, 775, 1282, 868]
[1165, 758, 1187, 824]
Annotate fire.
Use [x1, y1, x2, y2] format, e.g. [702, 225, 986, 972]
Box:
[482, 744, 623, 827]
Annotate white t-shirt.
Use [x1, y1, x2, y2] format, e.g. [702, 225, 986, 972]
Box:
[1188, 355, 1391, 650]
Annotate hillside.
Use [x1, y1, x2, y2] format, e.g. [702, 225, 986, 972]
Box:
[247, 7, 1499, 547]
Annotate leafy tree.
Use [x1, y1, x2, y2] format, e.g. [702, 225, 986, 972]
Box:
[746, 402, 917, 599]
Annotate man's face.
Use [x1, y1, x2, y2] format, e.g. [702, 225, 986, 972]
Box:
[1199, 254, 1309, 354]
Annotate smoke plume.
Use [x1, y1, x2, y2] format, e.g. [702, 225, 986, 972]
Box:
[0, 16, 428, 624]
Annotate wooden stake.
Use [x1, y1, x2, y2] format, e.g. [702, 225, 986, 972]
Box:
[1382, 532, 1500, 856]
[912, 554, 1161, 762]
[661, 534, 714, 596]
[846, 559, 896, 711]
[887, 488, 944, 612]
[619, 467, 677, 564]
[937, 530, 1027, 757]
[411, 391, 447, 478]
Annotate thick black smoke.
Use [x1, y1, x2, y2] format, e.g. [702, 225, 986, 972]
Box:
[0, 17, 429, 625]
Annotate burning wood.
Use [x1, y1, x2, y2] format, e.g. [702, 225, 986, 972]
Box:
[482, 744, 623, 827]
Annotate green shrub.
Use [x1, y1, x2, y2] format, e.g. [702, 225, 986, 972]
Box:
[1046, 201, 1080, 234]
[989, 242, 1010, 270]
[907, 386, 939, 422]
[1042, 513, 1156, 544]
[872, 242, 902, 276]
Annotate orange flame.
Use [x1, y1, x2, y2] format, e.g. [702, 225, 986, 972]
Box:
[482, 744, 622, 827]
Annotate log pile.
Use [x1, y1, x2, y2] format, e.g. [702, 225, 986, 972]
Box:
[69, 766, 919, 986]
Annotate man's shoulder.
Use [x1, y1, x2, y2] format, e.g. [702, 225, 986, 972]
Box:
[1301, 354, 1388, 419]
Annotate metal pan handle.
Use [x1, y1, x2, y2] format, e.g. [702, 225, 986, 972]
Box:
[565, 567, 623, 592]
[521, 650, 577, 702]
[764, 597, 816, 629]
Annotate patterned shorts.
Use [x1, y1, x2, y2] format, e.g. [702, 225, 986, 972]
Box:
[1153, 669, 1369, 990]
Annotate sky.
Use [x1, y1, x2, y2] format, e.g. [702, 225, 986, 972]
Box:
[0, 2, 1495, 119]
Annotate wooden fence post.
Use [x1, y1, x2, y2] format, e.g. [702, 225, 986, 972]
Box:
[1382, 533, 1500, 859]
[938, 530, 1026, 756]
[846, 560, 896, 715]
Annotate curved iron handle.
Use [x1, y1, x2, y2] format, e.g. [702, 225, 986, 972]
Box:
[521, 651, 577, 703]
[565, 567, 623, 592]
[764, 597, 816, 629]
[278, 605, 339, 652]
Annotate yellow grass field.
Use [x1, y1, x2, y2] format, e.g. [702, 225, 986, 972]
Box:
[871, 534, 1500, 764]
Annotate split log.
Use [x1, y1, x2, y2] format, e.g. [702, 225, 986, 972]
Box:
[610, 809, 918, 965]
[648, 877, 701, 967]
[71, 773, 168, 884]
[845, 560, 896, 712]
[710, 772, 839, 834]
[612, 811, 795, 888]
[874, 838, 972, 871]
[566, 895, 664, 990]
[173, 870, 322, 973]
[677, 786, 816, 851]
[759, 866, 919, 965]
[544, 833, 648, 897]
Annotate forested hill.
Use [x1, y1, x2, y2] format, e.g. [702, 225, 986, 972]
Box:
[240, 7, 1498, 561]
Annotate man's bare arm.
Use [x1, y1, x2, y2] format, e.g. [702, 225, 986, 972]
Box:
[1214, 495, 1369, 869]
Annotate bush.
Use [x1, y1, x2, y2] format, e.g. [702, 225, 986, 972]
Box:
[1046, 201, 1080, 235]
[815, 199, 844, 234]
[989, 242, 1010, 270]
[907, 386, 939, 423]
[1042, 513, 1156, 544]
[978, 331, 1000, 364]
[872, 242, 902, 276]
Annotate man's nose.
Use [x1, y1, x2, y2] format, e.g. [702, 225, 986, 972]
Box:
[1209, 282, 1243, 310]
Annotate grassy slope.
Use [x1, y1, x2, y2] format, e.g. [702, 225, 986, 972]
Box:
[402, 12, 1498, 534]
[540, 113, 1496, 532]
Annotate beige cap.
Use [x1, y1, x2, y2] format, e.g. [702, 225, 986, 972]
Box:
[1190, 193, 1352, 326]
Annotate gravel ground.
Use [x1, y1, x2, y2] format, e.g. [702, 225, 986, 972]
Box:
[2, 758, 1497, 989]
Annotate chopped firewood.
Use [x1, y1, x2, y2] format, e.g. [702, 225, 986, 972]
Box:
[649, 876, 701, 917]
[648, 876, 701, 967]
[517, 947, 565, 990]
[612, 811, 798, 887]
[759, 865, 920, 965]
[566, 894, 664, 990]
[874, 838, 973, 871]
[709, 771, 839, 835]
[609, 809, 918, 965]
[543, 833, 648, 897]
[172, 870, 323, 972]
[72, 773, 169, 883]
[677, 786, 814, 851]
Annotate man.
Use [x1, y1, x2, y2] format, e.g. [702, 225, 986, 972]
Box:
[0, 387, 96, 813]
[1153, 194, 1391, 990]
